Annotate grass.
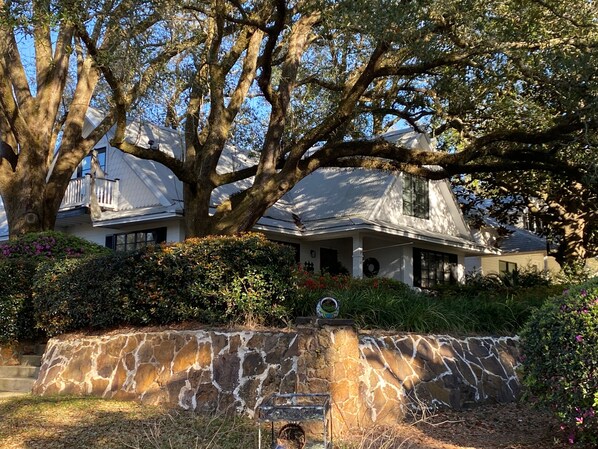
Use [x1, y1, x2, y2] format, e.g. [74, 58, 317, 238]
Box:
[0, 395, 257, 449]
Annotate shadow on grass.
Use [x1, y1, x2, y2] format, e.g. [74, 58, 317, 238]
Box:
[0, 394, 257, 449]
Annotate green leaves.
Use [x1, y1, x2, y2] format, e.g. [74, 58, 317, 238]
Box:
[520, 278, 598, 446]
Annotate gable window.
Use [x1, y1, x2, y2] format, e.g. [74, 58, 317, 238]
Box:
[105, 227, 167, 251]
[403, 173, 429, 219]
[77, 147, 106, 177]
[499, 260, 517, 274]
[413, 248, 458, 288]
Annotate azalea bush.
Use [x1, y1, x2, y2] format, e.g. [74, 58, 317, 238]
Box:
[520, 278, 598, 446]
[33, 233, 298, 336]
[0, 232, 108, 344]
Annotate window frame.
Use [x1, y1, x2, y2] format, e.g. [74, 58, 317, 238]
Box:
[105, 227, 167, 252]
[413, 248, 458, 288]
[403, 173, 430, 219]
[499, 260, 518, 274]
[77, 147, 107, 178]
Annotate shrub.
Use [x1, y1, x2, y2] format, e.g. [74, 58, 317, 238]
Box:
[520, 277, 598, 446]
[32, 233, 298, 336]
[0, 232, 108, 344]
[0, 231, 109, 260]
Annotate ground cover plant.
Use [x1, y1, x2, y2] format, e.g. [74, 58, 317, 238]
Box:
[520, 277, 598, 447]
[295, 269, 561, 334]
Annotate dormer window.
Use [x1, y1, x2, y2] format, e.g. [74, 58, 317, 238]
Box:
[403, 173, 429, 219]
[77, 147, 106, 177]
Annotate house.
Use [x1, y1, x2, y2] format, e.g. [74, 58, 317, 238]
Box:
[465, 220, 561, 276]
[0, 111, 497, 287]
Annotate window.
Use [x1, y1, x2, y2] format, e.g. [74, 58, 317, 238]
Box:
[499, 260, 517, 274]
[77, 147, 106, 177]
[403, 173, 429, 219]
[413, 248, 458, 288]
[105, 227, 167, 251]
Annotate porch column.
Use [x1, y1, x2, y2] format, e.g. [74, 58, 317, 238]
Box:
[352, 234, 363, 278]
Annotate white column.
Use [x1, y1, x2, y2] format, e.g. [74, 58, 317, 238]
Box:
[352, 234, 363, 278]
[402, 246, 413, 286]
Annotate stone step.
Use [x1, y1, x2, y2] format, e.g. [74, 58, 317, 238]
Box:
[0, 365, 40, 379]
[0, 391, 29, 399]
[19, 355, 42, 367]
[0, 377, 35, 392]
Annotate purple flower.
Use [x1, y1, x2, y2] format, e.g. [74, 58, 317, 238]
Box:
[568, 433, 575, 444]
[580, 289, 588, 297]
[575, 335, 584, 343]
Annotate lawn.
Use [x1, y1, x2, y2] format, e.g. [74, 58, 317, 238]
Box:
[0, 395, 568, 449]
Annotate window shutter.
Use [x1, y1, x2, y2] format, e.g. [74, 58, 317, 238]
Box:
[105, 235, 115, 249]
[156, 227, 167, 244]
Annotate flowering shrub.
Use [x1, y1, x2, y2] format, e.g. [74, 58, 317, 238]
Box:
[520, 277, 598, 446]
[0, 231, 109, 259]
[0, 232, 108, 343]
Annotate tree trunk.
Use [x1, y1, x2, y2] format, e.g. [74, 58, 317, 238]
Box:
[555, 213, 588, 267]
[3, 172, 58, 237]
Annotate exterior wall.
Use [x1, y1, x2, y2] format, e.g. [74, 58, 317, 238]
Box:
[33, 327, 521, 435]
[466, 251, 560, 276]
[372, 175, 472, 241]
[33, 330, 298, 416]
[62, 219, 184, 248]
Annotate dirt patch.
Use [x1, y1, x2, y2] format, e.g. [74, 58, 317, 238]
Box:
[343, 402, 569, 449]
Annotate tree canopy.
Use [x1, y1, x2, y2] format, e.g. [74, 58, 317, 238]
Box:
[103, 0, 597, 241]
[1, 0, 597, 261]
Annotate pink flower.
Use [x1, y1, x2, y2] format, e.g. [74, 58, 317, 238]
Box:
[575, 335, 583, 343]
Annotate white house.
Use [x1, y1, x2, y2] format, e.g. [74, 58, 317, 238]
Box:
[0, 111, 497, 287]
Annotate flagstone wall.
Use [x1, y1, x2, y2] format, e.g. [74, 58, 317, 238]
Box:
[32, 325, 521, 434]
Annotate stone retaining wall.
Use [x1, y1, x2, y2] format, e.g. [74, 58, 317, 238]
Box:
[0, 343, 20, 366]
[32, 326, 521, 434]
[360, 333, 520, 424]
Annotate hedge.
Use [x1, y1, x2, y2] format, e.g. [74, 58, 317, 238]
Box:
[32, 233, 298, 336]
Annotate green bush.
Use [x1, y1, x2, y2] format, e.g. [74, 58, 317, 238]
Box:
[520, 278, 598, 446]
[32, 233, 298, 336]
[0, 232, 108, 344]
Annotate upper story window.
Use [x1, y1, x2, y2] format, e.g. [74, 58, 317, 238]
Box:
[403, 173, 429, 219]
[77, 147, 106, 177]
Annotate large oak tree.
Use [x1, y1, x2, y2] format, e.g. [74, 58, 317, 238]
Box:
[2, 0, 597, 263]
[102, 0, 597, 246]
[0, 0, 194, 236]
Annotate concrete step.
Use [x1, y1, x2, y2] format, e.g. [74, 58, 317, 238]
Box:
[0, 365, 40, 379]
[0, 377, 35, 392]
[19, 355, 42, 367]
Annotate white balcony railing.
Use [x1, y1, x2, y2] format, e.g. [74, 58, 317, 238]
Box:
[61, 176, 119, 211]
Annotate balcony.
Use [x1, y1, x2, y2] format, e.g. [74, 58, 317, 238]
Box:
[60, 175, 120, 211]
